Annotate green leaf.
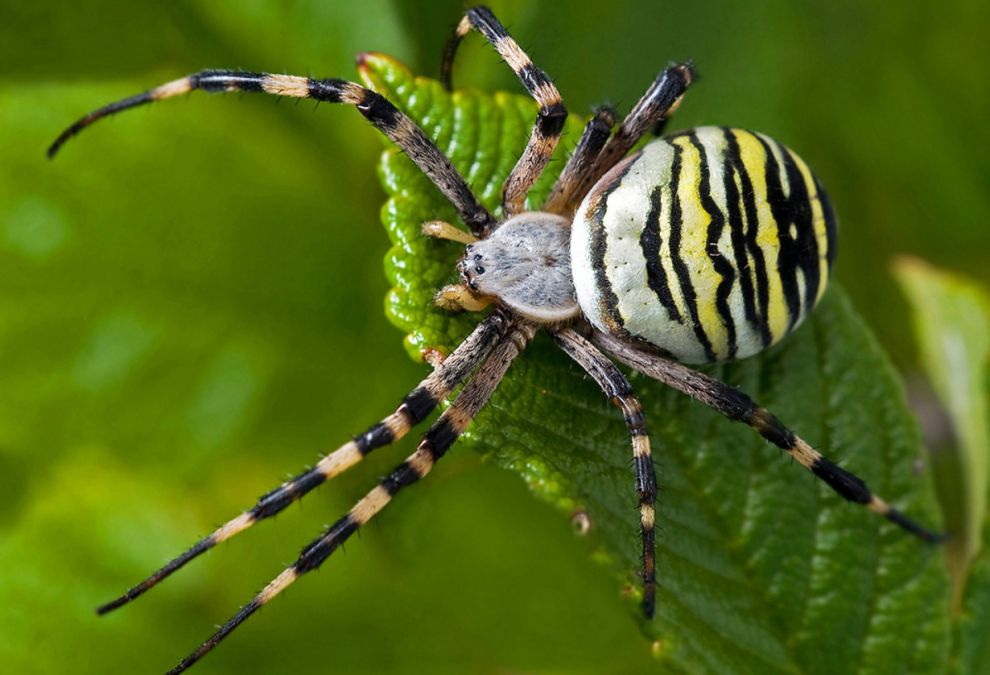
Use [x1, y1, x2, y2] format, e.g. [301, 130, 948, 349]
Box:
[892, 258, 990, 673]
[362, 54, 951, 673]
[952, 539, 990, 675]
[894, 258, 990, 599]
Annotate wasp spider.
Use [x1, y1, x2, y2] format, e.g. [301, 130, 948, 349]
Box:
[50, 6, 941, 673]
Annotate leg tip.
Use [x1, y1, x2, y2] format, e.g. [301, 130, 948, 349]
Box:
[884, 505, 947, 544]
[642, 593, 656, 619]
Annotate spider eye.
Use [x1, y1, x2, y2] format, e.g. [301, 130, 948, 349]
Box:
[475, 266, 485, 274]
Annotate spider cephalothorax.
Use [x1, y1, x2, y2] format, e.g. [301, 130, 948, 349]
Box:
[50, 6, 939, 673]
[458, 212, 577, 322]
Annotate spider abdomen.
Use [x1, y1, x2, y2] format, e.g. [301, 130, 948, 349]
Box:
[571, 126, 838, 363]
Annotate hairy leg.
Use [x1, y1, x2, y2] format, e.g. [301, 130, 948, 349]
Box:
[49, 68, 496, 236]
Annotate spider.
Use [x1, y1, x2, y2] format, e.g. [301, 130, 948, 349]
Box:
[49, 6, 941, 673]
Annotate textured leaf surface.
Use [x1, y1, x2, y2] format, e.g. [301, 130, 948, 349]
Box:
[362, 54, 952, 674]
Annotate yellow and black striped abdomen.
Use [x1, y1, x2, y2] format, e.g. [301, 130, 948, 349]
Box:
[571, 126, 837, 364]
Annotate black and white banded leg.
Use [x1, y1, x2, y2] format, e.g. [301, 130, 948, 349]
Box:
[97, 309, 513, 615]
[442, 5, 567, 217]
[553, 328, 659, 618]
[166, 320, 535, 675]
[593, 330, 943, 542]
[569, 63, 695, 209]
[543, 105, 616, 216]
[48, 68, 495, 236]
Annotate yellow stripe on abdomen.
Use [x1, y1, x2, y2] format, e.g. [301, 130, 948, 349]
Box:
[733, 129, 789, 344]
[672, 135, 729, 359]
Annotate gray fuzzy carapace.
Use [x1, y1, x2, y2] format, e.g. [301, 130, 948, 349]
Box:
[462, 213, 578, 322]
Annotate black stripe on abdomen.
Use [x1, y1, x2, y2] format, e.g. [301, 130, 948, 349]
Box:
[756, 134, 803, 331]
[640, 144, 684, 324]
[588, 158, 638, 333]
[666, 141, 716, 362]
[690, 131, 738, 358]
[721, 133, 761, 341]
[724, 130, 772, 348]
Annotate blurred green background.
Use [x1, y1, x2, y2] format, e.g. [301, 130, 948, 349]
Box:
[0, 1, 987, 673]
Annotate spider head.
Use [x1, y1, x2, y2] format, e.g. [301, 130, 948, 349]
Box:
[454, 212, 579, 323]
[457, 244, 484, 292]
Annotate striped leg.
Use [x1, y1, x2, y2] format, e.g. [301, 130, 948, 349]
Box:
[442, 6, 567, 217]
[568, 63, 695, 210]
[553, 328, 659, 618]
[48, 68, 495, 236]
[97, 309, 513, 615]
[542, 105, 616, 216]
[593, 330, 944, 542]
[166, 320, 535, 675]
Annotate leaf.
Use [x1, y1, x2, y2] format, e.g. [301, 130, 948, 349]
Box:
[362, 54, 952, 674]
[892, 258, 990, 673]
[952, 539, 990, 675]
[894, 258, 990, 600]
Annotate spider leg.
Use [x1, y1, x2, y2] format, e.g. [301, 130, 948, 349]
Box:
[48, 68, 495, 236]
[542, 105, 616, 216]
[593, 330, 944, 543]
[568, 63, 695, 210]
[553, 328, 658, 618]
[166, 319, 535, 675]
[442, 6, 567, 217]
[96, 309, 514, 615]
[421, 219, 478, 245]
[434, 284, 494, 312]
